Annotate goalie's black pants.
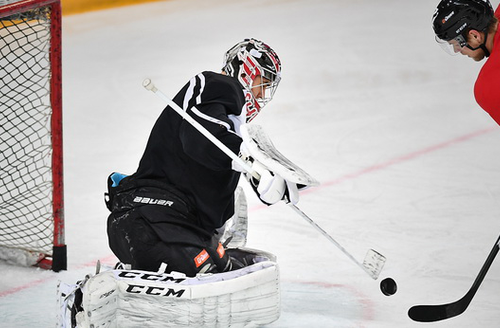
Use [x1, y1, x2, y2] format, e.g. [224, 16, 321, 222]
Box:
[106, 176, 231, 277]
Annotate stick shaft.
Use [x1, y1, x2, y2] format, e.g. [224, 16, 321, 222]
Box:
[289, 204, 378, 278]
[143, 78, 384, 279]
[143, 79, 256, 177]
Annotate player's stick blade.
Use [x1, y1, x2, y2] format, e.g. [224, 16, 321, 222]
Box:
[408, 302, 465, 322]
[362, 249, 386, 280]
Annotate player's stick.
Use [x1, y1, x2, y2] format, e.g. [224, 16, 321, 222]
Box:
[143, 78, 386, 280]
[408, 233, 500, 322]
[142, 78, 256, 178]
[289, 204, 385, 279]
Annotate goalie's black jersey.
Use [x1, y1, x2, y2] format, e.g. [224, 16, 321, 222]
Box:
[131, 71, 246, 233]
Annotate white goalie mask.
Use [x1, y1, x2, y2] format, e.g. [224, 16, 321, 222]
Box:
[222, 38, 281, 122]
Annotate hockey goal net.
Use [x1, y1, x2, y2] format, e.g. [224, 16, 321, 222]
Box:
[0, 0, 65, 271]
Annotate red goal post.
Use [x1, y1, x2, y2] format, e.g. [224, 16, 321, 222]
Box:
[0, 0, 65, 271]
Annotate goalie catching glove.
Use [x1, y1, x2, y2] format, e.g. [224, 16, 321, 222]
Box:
[232, 124, 319, 206]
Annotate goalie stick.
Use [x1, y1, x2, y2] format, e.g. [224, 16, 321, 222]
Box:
[408, 233, 500, 322]
[243, 125, 385, 279]
[289, 205, 385, 280]
[142, 78, 386, 280]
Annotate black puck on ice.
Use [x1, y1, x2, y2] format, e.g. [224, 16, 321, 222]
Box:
[380, 277, 397, 296]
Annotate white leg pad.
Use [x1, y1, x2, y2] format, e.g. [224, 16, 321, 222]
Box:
[71, 253, 280, 327]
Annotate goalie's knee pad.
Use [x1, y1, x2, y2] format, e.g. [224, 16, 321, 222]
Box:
[59, 248, 280, 328]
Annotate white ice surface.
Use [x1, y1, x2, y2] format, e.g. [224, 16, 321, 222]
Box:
[1, 0, 500, 327]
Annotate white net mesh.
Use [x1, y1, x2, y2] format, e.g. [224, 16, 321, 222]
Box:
[0, 5, 54, 256]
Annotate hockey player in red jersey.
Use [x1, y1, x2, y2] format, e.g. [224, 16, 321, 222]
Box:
[432, 0, 500, 123]
[105, 39, 300, 277]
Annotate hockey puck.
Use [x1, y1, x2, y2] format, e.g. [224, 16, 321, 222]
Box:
[380, 277, 397, 296]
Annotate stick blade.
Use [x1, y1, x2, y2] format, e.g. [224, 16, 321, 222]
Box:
[362, 249, 386, 280]
[408, 301, 466, 322]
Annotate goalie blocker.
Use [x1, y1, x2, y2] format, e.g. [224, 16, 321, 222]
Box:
[58, 248, 280, 328]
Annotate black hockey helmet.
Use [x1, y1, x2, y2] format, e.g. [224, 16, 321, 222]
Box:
[432, 0, 494, 56]
[432, 0, 494, 41]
